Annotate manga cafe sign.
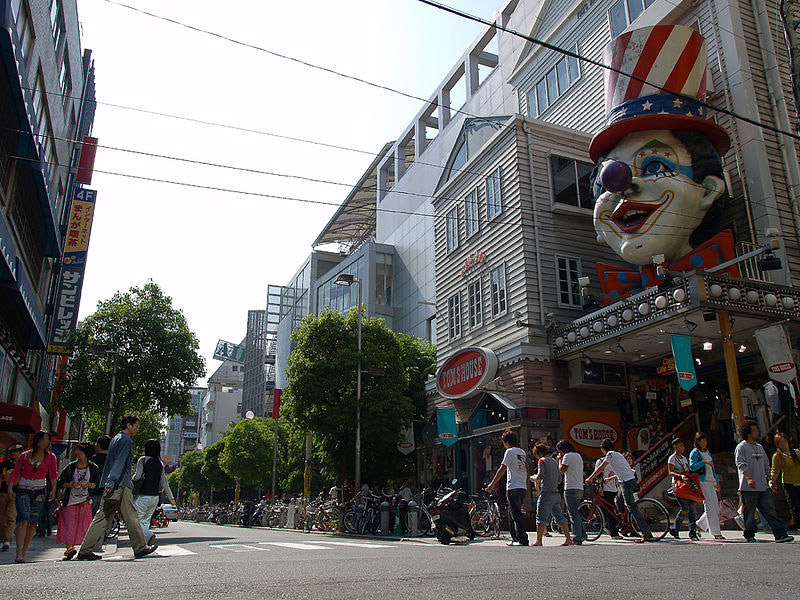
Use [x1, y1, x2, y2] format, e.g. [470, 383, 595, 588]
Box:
[436, 347, 498, 400]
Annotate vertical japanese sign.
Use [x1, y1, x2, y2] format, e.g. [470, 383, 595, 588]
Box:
[47, 188, 97, 355]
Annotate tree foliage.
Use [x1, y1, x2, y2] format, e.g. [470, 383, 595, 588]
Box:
[219, 417, 275, 488]
[55, 282, 205, 431]
[177, 449, 208, 498]
[283, 307, 434, 484]
[201, 440, 235, 491]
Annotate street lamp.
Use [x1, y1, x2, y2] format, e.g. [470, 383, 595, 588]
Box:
[334, 273, 362, 490]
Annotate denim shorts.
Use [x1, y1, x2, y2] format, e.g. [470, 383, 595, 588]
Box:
[536, 491, 568, 526]
[15, 487, 46, 524]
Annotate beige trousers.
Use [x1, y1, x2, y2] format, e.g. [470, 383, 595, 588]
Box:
[78, 486, 146, 555]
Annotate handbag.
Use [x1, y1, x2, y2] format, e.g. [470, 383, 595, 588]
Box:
[673, 472, 704, 503]
[132, 457, 149, 495]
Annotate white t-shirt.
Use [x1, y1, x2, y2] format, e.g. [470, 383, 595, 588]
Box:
[68, 466, 90, 506]
[603, 451, 635, 484]
[668, 454, 689, 474]
[561, 452, 584, 490]
[595, 458, 618, 492]
[699, 449, 717, 483]
[501, 447, 528, 490]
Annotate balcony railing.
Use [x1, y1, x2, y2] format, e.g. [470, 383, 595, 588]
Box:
[736, 241, 771, 283]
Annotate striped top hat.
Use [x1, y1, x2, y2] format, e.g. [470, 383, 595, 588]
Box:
[589, 25, 731, 162]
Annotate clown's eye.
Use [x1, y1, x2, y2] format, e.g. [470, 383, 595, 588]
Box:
[642, 159, 674, 177]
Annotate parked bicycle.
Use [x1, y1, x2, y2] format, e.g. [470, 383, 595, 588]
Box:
[578, 483, 670, 541]
[469, 486, 501, 538]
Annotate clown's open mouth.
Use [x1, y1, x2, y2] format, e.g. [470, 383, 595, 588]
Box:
[610, 197, 669, 233]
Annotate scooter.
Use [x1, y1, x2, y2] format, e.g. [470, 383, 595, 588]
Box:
[432, 479, 476, 545]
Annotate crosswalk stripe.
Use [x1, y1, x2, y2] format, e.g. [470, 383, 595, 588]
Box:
[304, 541, 396, 549]
[209, 544, 270, 552]
[155, 544, 196, 556]
[258, 542, 333, 550]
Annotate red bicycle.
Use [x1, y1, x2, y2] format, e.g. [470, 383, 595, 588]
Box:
[578, 483, 670, 540]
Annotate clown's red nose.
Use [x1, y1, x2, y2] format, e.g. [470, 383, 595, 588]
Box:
[600, 160, 632, 194]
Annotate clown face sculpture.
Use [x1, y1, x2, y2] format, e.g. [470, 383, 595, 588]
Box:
[592, 130, 726, 265]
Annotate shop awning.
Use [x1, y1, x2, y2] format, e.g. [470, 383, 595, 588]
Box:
[0, 401, 41, 434]
[0, 8, 60, 257]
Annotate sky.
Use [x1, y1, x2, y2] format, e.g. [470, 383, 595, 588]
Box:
[75, 0, 499, 385]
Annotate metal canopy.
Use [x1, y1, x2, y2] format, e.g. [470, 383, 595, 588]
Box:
[313, 142, 393, 250]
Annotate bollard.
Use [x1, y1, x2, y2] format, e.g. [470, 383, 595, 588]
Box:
[287, 503, 296, 529]
[338, 503, 346, 533]
[279, 505, 287, 528]
[407, 501, 419, 537]
[380, 501, 392, 536]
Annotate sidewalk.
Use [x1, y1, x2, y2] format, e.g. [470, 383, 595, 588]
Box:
[1, 529, 118, 565]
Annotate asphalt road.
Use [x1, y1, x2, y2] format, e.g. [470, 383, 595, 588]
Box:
[1, 521, 796, 599]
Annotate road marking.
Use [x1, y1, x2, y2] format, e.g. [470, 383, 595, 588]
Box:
[258, 542, 333, 550]
[209, 544, 271, 552]
[304, 541, 396, 549]
[155, 544, 196, 556]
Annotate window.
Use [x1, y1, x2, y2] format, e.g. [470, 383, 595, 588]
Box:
[486, 168, 502, 220]
[528, 45, 581, 117]
[59, 50, 71, 98]
[376, 252, 393, 306]
[609, 0, 658, 37]
[467, 280, 482, 329]
[12, 0, 34, 60]
[557, 256, 582, 308]
[550, 155, 594, 210]
[446, 205, 460, 252]
[490, 265, 507, 317]
[464, 189, 479, 239]
[447, 293, 461, 339]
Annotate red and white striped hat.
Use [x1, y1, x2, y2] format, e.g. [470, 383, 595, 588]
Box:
[589, 25, 730, 162]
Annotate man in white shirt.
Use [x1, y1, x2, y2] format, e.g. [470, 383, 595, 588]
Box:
[587, 438, 653, 543]
[488, 429, 529, 546]
[557, 440, 586, 544]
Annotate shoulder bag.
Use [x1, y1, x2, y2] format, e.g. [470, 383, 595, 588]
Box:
[132, 457, 148, 496]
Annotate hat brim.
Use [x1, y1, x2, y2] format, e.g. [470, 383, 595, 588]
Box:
[589, 114, 731, 163]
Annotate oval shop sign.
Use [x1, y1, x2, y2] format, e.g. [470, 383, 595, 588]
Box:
[436, 347, 498, 400]
[569, 421, 619, 448]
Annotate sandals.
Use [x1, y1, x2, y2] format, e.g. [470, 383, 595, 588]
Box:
[14, 557, 25, 563]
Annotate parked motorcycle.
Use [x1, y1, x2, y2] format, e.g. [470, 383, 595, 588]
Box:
[432, 479, 476, 545]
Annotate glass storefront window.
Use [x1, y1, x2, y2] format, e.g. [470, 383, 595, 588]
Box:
[14, 374, 33, 407]
[376, 252, 393, 306]
[0, 346, 14, 403]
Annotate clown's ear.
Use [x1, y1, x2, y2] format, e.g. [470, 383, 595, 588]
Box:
[699, 175, 724, 211]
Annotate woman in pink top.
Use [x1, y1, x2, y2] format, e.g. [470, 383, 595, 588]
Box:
[8, 431, 57, 563]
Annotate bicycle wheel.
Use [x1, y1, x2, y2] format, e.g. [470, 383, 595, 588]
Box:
[418, 508, 432, 536]
[343, 510, 358, 534]
[490, 504, 501, 538]
[578, 500, 604, 541]
[470, 509, 490, 537]
[634, 498, 670, 540]
[105, 514, 120, 540]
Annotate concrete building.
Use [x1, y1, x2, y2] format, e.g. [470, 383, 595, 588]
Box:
[242, 310, 267, 418]
[0, 0, 96, 447]
[163, 386, 204, 466]
[199, 355, 244, 448]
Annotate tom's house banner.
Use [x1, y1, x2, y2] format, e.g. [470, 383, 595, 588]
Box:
[437, 408, 458, 447]
[670, 335, 698, 391]
[755, 324, 797, 384]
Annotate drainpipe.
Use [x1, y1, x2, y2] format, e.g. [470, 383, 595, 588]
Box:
[523, 121, 547, 327]
[750, 0, 800, 263]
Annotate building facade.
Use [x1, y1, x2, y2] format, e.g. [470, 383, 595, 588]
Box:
[0, 0, 96, 447]
[199, 357, 244, 448]
[163, 386, 204, 466]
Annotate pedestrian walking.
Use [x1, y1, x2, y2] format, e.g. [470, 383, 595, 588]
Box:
[530, 443, 571, 546]
[487, 429, 529, 547]
[132, 439, 175, 547]
[76, 414, 158, 560]
[593, 455, 621, 539]
[769, 432, 800, 530]
[0, 444, 23, 551]
[89, 436, 111, 515]
[735, 419, 793, 543]
[587, 439, 653, 543]
[556, 440, 586, 544]
[7, 431, 58, 563]
[668, 438, 700, 540]
[56, 442, 100, 560]
[690, 432, 724, 539]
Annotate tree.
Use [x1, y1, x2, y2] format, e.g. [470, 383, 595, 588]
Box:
[83, 408, 164, 461]
[178, 449, 208, 499]
[201, 440, 234, 492]
[55, 281, 206, 432]
[283, 307, 429, 484]
[219, 418, 274, 488]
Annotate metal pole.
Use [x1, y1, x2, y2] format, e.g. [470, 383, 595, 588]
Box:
[104, 352, 117, 435]
[355, 279, 362, 491]
[271, 415, 278, 502]
[719, 311, 745, 428]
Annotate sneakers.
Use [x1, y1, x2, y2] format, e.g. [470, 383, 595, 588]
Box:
[745, 537, 757, 543]
[133, 544, 158, 558]
[76, 552, 102, 560]
[62, 548, 77, 561]
[505, 541, 529, 546]
[689, 533, 700, 541]
[610, 534, 623, 540]
[1, 542, 9, 551]
[668, 529, 680, 539]
[775, 535, 794, 543]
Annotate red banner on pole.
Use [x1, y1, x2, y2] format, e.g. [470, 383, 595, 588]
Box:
[272, 389, 281, 420]
[76, 137, 98, 184]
